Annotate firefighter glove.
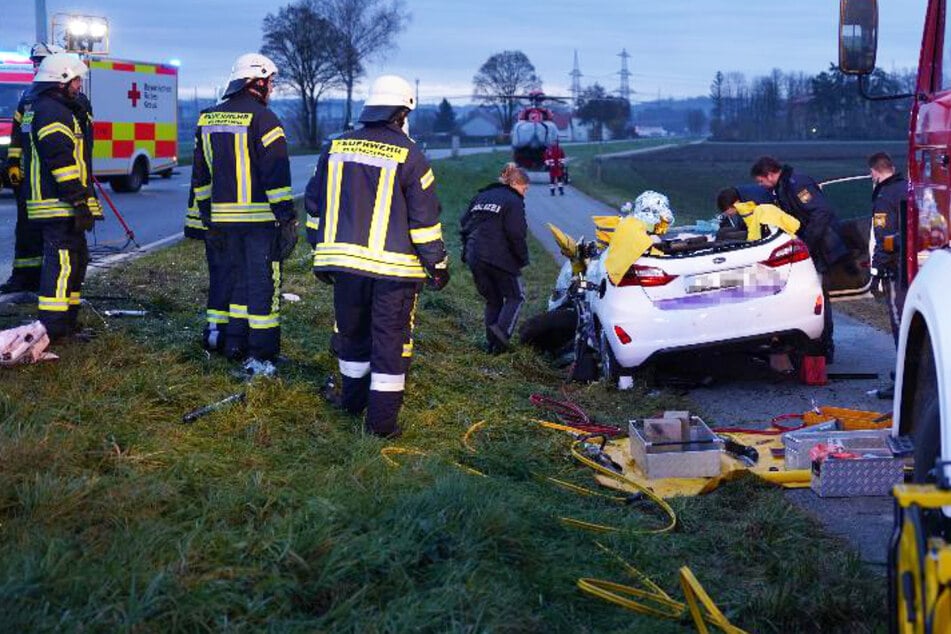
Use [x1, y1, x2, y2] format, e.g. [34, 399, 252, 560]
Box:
[277, 218, 299, 261]
[427, 257, 450, 291]
[314, 271, 334, 286]
[73, 203, 95, 232]
[6, 164, 23, 188]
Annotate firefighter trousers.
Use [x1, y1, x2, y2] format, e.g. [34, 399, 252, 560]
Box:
[331, 272, 420, 436]
[469, 259, 524, 350]
[202, 231, 232, 353]
[4, 184, 43, 291]
[884, 275, 907, 348]
[222, 224, 282, 361]
[37, 220, 89, 339]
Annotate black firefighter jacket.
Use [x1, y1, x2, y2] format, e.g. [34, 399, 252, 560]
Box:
[191, 92, 294, 225]
[305, 122, 446, 282]
[774, 165, 848, 273]
[20, 87, 102, 222]
[459, 182, 529, 275]
[871, 171, 906, 273]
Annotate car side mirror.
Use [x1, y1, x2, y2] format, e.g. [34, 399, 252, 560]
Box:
[838, 0, 878, 75]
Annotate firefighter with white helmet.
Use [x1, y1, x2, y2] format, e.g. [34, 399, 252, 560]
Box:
[20, 53, 103, 339]
[1, 43, 67, 294]
[191, 52, 295, 376]
[305, 74, 448, 438]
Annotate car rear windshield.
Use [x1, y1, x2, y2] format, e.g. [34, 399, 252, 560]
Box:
[655, 229, 778, 258]
[0, 84, 26, 119]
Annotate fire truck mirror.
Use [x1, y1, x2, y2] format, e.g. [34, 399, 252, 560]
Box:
[839, 0, 878, 75]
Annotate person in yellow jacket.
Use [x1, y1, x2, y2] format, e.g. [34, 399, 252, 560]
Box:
[715, 187, 800, 241]
[596, 190, 674, 286]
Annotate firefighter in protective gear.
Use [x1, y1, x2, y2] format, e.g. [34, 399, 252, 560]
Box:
[1, 43, 66, 295]
[603, 190, 674, 285]
[543, 139, 566, 196]
[751, 156, 850, 361]
[191, 53, 295, 376]
[460, 163, 530, 353]
[715, 187, 800, 241]
[183, 187, 231, 353]
[305, 74, 448, 438]
[22, 53, 102, 339]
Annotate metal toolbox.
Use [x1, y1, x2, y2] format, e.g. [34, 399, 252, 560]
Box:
[782, 428, 891, 471]
[629, 413, 723, 479]
[811, 454, 904, 497]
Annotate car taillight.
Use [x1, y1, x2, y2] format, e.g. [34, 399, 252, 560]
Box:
[614, 325, 632, 344]
[760, 239, 810, 267]
[617, 264, 678, 287]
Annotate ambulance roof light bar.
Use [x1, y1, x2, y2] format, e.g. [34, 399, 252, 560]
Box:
[51, 13, 109, 56]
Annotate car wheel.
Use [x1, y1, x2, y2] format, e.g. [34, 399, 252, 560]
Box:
[911, 333, 941, 483]
[598, 327, 620, 385]
[124, 158, 148, 193]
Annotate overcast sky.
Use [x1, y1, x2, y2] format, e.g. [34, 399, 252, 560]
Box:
[1, 0, 928, 103]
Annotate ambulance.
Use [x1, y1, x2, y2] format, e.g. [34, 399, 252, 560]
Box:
[0, 53, 32, 190]
[86, 57, 178, 192]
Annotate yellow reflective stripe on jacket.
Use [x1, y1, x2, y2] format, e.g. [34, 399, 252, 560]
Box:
[420, 168, 435, 190]
[198, 111, 253, 127]
[323, 159, 344, 242]
[409, 223, 442, 244]
[51, 164, 81, 183]
[211, 202, 273, 223]
[367, 165, 396, 252]
[206, 309, 229, 324]
[194, 184, 211, 200]
[330, 138, 409, 163]
[69, 291, 80, 306]
[8, 147, 22, 159]
[262, 126, 285, 148]
[306, 217, 320, 231]
[229, 304, 249, 319]
[36, 121, 76, 141]
[185, 216, 206, 230]
[313, 243, 426, 278]
[13, 257, 43, 268]
[265, 186, 293, 203]
[235, 131, 251, 205]
[248, 312, 280, 329]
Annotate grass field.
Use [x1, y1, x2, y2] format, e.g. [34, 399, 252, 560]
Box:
[574, 140, 908, 223]
[0, 151, 887, 632]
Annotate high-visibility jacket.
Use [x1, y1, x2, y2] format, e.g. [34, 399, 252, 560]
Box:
[183, 187, 206, 240]
[191, 92, 293, 225]
[21, 87, 102, 222]
[732, 201, 801, 241]
[6, 95, 27, 172]
[305, 122, 446, 281]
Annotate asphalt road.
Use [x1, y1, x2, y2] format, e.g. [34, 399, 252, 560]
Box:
[524, 168, 896, 567]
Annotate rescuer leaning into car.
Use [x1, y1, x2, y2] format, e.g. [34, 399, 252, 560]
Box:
[715, 187, 800, 241]
[460, 163, 530, 353]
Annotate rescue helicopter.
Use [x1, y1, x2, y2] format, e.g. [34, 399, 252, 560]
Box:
[508, 90, 570, 169]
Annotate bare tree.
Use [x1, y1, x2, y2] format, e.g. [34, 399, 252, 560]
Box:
[472, 50, 541, 134]
[320, 0, 408, 128]
[262, 0, 341, 148]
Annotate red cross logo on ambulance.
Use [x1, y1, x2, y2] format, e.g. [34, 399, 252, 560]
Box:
[127, 82, 141, 107]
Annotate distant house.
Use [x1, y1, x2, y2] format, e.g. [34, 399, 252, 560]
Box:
[459, 110, 501, 138]
[635, 125, 670, 137]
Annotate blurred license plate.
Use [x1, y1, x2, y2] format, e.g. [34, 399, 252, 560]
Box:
[685, 268, 749, 293]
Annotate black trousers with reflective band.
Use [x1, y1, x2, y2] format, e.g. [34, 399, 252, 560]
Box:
[332, 272, 420, 434]
[884, 276, 907, 348]
[469, 259, 525, 342]
[9, 184, 43, 286]
[203, 236, 233, 351]
[38, 220, 88, 338]
[222, 224, 282, 361]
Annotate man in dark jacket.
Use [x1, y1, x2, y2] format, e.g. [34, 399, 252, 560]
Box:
[306, 74, 448, 438]
[867, 152, 908, 398]
[460, 163, 530, 352]
[21, 53, 102, 340]
[751, 156, 849, 361]
[192, 53, 295, 377]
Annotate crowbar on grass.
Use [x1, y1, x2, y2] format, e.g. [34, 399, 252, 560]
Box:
[182, 392, 245, 424]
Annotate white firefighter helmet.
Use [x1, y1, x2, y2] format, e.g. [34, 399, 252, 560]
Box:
[631, 190, 675, 235]
[359, 75, 416, 124]
[33, 53, 87, 84]
[29, 43, 65, 64]
[222, 53, 278, 98]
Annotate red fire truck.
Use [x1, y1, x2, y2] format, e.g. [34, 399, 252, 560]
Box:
[0, 53, 32, 190]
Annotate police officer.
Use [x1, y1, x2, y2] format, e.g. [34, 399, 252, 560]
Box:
[867, 152, 908, 398]
[306, 74, 448, 438]
[460, 163, 530, 352]
[191, 53, 296, 377]
[1, 43, 65, 295]
[751, 156, 850, 362]
[21, 54, 103, 339]
[183, 186, 231, 352]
